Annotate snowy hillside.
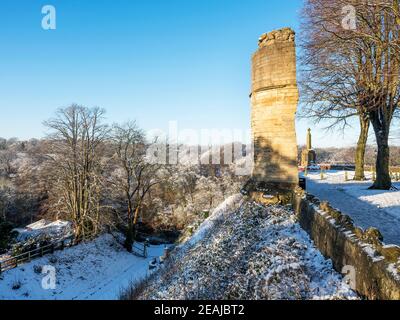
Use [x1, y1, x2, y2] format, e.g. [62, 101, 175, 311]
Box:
[123, 196, 357, 300]
[0, 235, 164, 300]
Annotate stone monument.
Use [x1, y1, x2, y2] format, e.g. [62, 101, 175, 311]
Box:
[301, 128, 317, 167]
[249, 27, 299, 195]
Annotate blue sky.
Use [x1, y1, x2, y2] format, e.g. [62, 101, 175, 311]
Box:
[0, 0, 382, 147]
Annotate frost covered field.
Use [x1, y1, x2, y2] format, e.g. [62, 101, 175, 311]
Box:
[124, 195, 357, 300]
[305, 171, 400, 245]
[0, 235, 164, 300]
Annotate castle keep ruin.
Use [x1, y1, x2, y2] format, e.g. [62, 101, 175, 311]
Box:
[250, 28, 299, 191]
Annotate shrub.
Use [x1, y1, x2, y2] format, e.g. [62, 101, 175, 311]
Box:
[10, 234, 52, 257]
[33, 265, 43, 274]
[11, 280, 22, 290]
[0, 218, 15, 253]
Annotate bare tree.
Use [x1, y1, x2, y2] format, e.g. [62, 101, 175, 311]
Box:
[0, 138, 7, 150]
[110, 121, 162, 251]
[0, 150, 17, 175]
[0, 187, 12, 222]
[300, 0, 371, 180]
[43, 105, 109, 239]
[300, 0, 400, 188]
[358, 1, 400, 189]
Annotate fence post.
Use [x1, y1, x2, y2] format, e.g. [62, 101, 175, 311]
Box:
[144, 239, 149, 258]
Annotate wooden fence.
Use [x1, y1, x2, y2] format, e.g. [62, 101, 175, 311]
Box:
[0, 236, 73, 274]
[132, 241, 148, 258]
[0, 233, 148, 274]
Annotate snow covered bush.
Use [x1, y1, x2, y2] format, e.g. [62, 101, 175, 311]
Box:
[146, 162, 245, 237]
[11, 279, 22, 290]
[33, 264, 42, 274]
[0, 218, 15, 253]
[10, 235, 52, 257]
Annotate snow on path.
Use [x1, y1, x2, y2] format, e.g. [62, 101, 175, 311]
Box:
[305, 171, 400, 245]
[0, 234, 165, 300]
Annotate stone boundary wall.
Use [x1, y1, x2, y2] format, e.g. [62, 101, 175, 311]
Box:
[292, 190, 400, 300]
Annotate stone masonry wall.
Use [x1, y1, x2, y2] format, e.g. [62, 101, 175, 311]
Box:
[292, 190, 400, 300]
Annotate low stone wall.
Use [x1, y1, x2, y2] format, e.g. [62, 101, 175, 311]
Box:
[292, 190, 400, 300]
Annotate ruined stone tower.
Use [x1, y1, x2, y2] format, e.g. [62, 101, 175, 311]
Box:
[250, 27, 299, 191]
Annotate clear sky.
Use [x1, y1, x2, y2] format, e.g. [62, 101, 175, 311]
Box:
[0, 0, 393, 147]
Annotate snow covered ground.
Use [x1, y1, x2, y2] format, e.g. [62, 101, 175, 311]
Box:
[128, 195, 357, 300]
[304, 171, 400, 245]
[0, 234, 165, 300]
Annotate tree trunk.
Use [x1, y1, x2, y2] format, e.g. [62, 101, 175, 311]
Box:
[372, 136, 391, 189]
[124, 199, 134, 252]
[354, 114, 370, 180]
[132, 204, 141, 240]
[369, 109, 391, 190]
[124, 222, 134, 252]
